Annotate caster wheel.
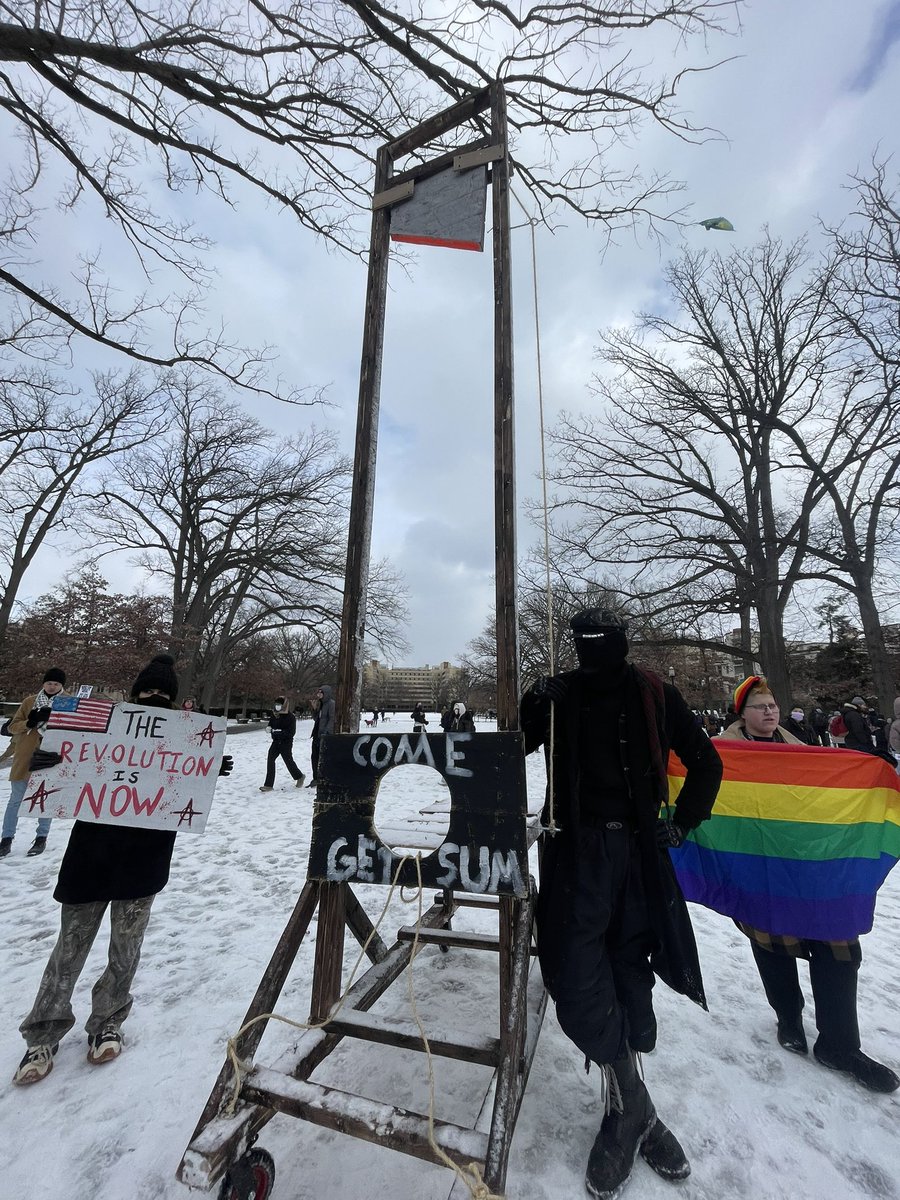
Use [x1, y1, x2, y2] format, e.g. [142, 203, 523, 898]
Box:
[218, 1147, 276, 1200]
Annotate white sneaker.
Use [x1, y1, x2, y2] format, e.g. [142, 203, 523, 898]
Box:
[13, 1043, 58, 1085]
[87, 1024, 123, 1065]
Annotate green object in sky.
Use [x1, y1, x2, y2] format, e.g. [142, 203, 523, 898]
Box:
[699, 216, 735, 231]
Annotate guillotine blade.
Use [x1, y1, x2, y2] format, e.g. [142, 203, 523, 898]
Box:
[390, 163, 488, 251]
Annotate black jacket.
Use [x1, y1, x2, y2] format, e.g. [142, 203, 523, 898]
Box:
[843, 707, 874, 753]
[269, 711, 297, 741]
[55, 823, 176, 904]
[522, 664, 722, 1008]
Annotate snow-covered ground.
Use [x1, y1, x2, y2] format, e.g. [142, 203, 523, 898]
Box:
[2, 715, 898, 1200]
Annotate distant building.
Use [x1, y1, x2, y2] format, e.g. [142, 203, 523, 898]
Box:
[362, 660, 465, 711]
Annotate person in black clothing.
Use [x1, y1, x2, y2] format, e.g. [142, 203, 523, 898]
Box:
[259, 697, 305, 791]
[448, 702, 475, 733]
[410, 702, 428, 732]
[784, 704, 816, 744]
[808, 704, 829, 747]
[522, 609, 722, 1200]
[12, 653, 233, 1085]
[307, 685, 335, 786]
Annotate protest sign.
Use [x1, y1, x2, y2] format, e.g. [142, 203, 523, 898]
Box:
[22, 698, 228, 833]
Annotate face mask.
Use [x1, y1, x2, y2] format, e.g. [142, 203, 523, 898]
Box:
[791, 710, 804, 722]
[574, 628, 629, 671]
[141, 695, 172, 709]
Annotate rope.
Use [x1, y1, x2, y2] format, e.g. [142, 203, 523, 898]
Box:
[223, 855, 505, 1200]
[512, 186, 559, 835]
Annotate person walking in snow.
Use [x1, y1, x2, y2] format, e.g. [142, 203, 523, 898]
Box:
[410, 702, 428, 732]
[0, 667, 68, 859]
[307, 684, 335, 786]
[716, 675, 898, 1094]
[259, 697, 305, 791]
[11, 653, 233, 1086]
[522, 609, 722, 1199]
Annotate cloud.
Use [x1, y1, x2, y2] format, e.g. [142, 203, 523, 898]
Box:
[846, 0, 900, 92]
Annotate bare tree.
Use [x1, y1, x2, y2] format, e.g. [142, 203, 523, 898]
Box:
[549, 237, 842, 705]
[0, 368, 160, 644]
[0, 1, 737, 388]
[89, 369, 350, 698]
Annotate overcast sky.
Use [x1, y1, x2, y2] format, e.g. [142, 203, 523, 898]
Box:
[13, 0, 900, 667]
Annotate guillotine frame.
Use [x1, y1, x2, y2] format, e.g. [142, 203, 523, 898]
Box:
[177, 82, 546, 1199]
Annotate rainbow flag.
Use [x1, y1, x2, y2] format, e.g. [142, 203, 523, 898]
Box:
[668, 743, 900, 942]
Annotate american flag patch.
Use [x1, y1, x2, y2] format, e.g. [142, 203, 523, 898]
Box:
[48, 696, 115, 733]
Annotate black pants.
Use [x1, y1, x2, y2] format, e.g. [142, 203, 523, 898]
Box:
[751, 941, 860, 1056]
[309, 736, 320, 781]
[539, 826, 656, 1066]
[264, 741, 303, 787]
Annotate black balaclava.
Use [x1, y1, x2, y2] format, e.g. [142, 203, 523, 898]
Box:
[570, 608, 629, 673]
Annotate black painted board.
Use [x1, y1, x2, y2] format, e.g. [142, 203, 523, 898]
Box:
[308, 732, 529, 897]
[390, 164, 488, 251]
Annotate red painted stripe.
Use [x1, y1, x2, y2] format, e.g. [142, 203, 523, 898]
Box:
[390, 233, 483, 252]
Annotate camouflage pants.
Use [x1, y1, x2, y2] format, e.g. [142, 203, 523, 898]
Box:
[20, 896, 155, 1048]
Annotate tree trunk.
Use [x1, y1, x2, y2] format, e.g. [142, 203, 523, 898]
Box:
[854, 582, 896, 713]
[756, 604, 792, 710]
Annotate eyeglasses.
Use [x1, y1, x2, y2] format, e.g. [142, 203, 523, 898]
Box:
[745, 702, 779, 713]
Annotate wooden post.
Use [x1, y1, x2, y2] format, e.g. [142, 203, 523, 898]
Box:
[335, 145, 393, 734]
[309, 881, 347, 1023]
[490, 82, 519, 733]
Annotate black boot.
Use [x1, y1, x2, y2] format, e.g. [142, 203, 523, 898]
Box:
[27, 836, 47, 857]
[640, 1118, 691, 1181]
[813, 1045, 900, 1093]
[585, 1051, 656, 1199]
[0, 837, 12, 858]
[777, 1015, 808, 1055]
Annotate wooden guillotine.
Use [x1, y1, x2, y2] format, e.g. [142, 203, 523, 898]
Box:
[177, 82, 546, 1200]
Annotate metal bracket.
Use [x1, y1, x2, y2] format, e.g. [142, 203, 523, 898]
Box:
[454, 144, 504, 171]
[372, 180, 415, 211]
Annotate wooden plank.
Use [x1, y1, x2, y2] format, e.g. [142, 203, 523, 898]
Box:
[390, 136, 492, 189]
[178, 879, 320, 1164]
[323, 1009, 500, 1067]
[489, 82, 519, 731]
[372, 179, 414, 210]
[398, 926, 502, 952]
[181, 899, 455, 1190]
[498, 894, 515, 1039]
[376, 824, 445, 851]
[483, 888, 535, 1193]
[242, 1068, 489, 1171]
[335, 143, 392, 733]
[310, 881, 347, 1022]
[386, 88, 492, 159]
[344, 885, 389, 964]
[448, 893, 500, 910]
[446, 963, 547, 1200]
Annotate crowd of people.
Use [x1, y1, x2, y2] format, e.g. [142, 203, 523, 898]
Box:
[2, 631, 897, 1200]
[695, 695, 899, 763]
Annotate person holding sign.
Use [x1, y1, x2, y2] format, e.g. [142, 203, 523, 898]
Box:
[0, 666, 67, 859]
[522, 610, 722, 1200]
[12, 654, 233, 1087]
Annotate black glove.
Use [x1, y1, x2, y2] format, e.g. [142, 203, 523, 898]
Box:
[656, 818, 686, 850]
[29, 748, 62, 772]
[26, 707, 52, 729]
[534, 675, 568, 703]
[219, 754, 234, 777]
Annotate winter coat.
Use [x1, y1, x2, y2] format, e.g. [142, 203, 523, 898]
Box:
[54, 823, 176, 905]
[842, 705, 875, 754]
[783, 716, 816, 745]
[269, 711, 297, 742]
[9, 692, 68, 782]
[522, 664, 722, 1008]
[450, 709, 475, 733]
[717, 720, 803, 744]
[313, 686, 335, 738]
[889, 698, 900, 756]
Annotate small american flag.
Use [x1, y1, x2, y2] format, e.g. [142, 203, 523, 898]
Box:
[48, 696, 115, 734]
